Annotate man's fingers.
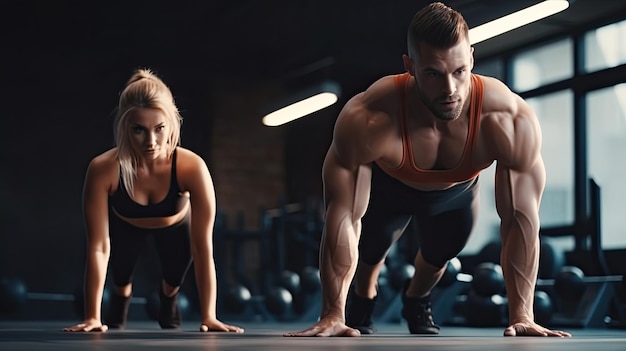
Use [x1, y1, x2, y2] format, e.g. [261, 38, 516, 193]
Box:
[505, 324, 571, 337]
[200, 324, 244, 333]
[545, 329, 571, 337]
[284, 326, 322, 337]
[340, 328, 361, 337]
[285, 325, 360, 337]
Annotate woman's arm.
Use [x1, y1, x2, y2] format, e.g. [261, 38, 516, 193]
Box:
[64, 155, 113, 332]
[179, 149, 243, 333]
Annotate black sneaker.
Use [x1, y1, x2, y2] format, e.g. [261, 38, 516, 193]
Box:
[401, 280, 440, 334]
[158, 290, 181, 329]
[106, 293, 130, 329]
[345, 289, 377, 334]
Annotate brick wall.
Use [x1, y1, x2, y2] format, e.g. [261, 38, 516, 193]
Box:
[208, 78, 287, 291]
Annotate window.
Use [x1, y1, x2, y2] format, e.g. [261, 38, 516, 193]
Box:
[473, 59, 504, 81]
[586, 83, 626, 249]
[511, 38, 573, 92]
[584, 19, 626, 73]
[464, 90, 575, 255]
[527, 91, 575, 227]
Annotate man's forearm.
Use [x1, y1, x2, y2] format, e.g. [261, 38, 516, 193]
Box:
[319, 215, 360, 320]
[500, 213, 540, 324]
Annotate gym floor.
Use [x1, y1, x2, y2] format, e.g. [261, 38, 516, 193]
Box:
[1, 320, 625, 351]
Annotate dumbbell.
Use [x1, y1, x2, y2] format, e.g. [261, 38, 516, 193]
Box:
[223, 270, 299, 318]
[463, 262, 508, 327]
[271, 271, 298, 314]
[223, 284, 252, 314]
[223, 282, 294, 320]
[469, 262, 505, 296]
[389, 264, 416, 291]
[437, 257, 463, 288]
[549, 266, 624, 301]
[533, 290, 554, 325]
[299, 266, 321, 294]
[0, 277, 105, 317]
[264, 286, 293, 317]
[389, 258, 465, 291]
[0, 277, 190, 320]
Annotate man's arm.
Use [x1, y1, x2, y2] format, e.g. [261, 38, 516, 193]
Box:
[492, 95, 570, 337]
[495, 156, 544, 326]
[286, 98, 377, 337]
[319, 148, 372, 324]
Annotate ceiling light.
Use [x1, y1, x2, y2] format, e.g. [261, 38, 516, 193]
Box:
[263, 1, 570, 126]
[262, 80, 341, 127]
[469, 0, 570, 45]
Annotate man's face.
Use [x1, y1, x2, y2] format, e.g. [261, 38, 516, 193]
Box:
[406, 40, 474, 121]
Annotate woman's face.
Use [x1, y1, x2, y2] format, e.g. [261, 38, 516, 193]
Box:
[127, 108, 170, 160]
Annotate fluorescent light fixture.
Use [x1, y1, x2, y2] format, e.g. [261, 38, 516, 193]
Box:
[262, 81, 341, 127]
[264, 1, 570, 126]
[469, 0, 570, 45]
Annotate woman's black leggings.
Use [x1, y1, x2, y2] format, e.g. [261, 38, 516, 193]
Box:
[108, 211, 193, 288]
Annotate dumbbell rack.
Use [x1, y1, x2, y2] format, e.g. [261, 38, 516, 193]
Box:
[550, 281, 616, 328]
[540, 178, 624, 328]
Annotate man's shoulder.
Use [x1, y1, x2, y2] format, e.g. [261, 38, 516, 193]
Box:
[477, 75, 520, 117]
[344, 74, 403, 118]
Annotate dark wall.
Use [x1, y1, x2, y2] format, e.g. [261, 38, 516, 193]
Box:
[0, 1, 343, 300]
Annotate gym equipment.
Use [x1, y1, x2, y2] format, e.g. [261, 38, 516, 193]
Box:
[0, 277, 111, 318]
[295, 266, 323, 322]
[533, 290, 554, 325]
[264, 287, 293, 316]
[277, 270, 301, 297]
[553, 266, 586, 301]
[0, 276, 184, 321]
[536, 265, 623, 328]
[553, 266, 623, 299]
[538, 239, 566, 279]
[224, 284, 252, 314]
[0, 277, 28, 314]
[475, 239, 565, 280]
[389, 264, 415, 291]
[299, 266, 321, 294]
[476, 241, 501, 265]
[534, 179, 626, 328]
[471, 262, 505, 297]
[437, 257, 462, 288]
[464, 291, 507, 327]
[220, 286, 283, 322]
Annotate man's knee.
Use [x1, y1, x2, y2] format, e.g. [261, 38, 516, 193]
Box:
[419, 250, 453, 270]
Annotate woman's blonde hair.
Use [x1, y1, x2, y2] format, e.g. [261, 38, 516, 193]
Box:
[113, 68, 182, 196]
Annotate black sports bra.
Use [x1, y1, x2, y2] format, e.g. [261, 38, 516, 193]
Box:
[109, 149, 188, 218]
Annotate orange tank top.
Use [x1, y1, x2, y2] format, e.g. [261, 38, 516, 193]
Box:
[375, 73, 484, 183]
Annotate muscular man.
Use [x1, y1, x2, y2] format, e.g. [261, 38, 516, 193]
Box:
[286, 2, 571, 337]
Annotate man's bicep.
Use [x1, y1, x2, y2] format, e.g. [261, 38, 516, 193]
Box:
[494, 159, 545, 229]
[322, 146, 371, 222]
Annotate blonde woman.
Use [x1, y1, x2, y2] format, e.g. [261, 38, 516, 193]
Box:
[64, 69, 243, 333]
